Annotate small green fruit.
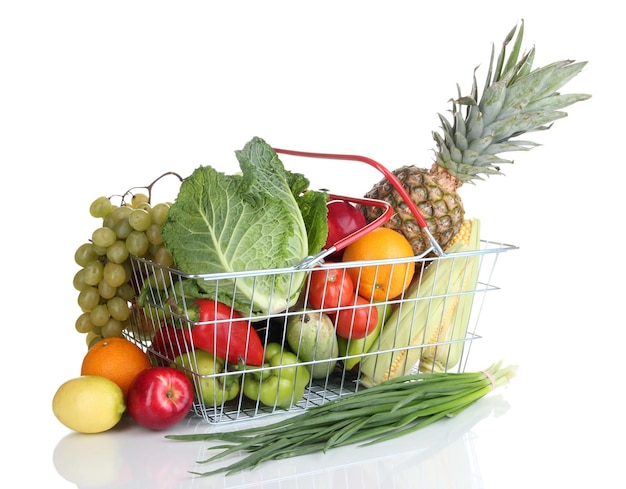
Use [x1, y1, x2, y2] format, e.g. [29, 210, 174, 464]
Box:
[286, 311, 339, 379]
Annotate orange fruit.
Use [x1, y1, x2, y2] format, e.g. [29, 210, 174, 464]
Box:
[81, 337, 152, 398]
[342, 227, 415, 301]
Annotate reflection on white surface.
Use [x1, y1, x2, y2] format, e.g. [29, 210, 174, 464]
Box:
[53, 394, 509, 489]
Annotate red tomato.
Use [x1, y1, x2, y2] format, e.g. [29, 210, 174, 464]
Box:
[307, 264, 355, 311]
[332, 295, 379, 339]
[324, 200, 367, 259]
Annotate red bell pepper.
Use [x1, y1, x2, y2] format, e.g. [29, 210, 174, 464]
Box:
[150, 324, 192, 364]
[192, 299, 264, 366]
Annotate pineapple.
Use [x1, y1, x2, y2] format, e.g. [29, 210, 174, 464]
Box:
[360, 21, 590, 255]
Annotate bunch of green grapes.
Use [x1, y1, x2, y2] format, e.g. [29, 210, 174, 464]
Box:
[73, 193, 174, 348]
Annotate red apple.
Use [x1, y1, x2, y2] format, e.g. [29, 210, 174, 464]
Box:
[126, 366, 194, 430]
[324, 200, 367, 259]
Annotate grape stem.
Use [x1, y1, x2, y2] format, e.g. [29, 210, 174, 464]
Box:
[112, 171, 184, 205]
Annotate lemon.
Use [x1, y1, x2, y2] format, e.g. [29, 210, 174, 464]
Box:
[52, 375, 126, 434]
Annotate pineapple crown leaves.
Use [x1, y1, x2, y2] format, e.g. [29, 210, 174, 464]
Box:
[433, 20, 591, 184]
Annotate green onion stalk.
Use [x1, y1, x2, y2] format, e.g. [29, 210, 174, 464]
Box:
[165, 362, 517, 477]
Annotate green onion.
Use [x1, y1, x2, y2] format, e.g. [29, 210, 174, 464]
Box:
[165, 362, 517, 477]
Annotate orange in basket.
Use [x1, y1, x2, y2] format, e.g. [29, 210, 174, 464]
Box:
[81, 336, 152, 398]
[343, 227, 415, 301]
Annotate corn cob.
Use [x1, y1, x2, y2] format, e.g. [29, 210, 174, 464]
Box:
[418, 218, 481, 373]
[359, 218, 481, 386]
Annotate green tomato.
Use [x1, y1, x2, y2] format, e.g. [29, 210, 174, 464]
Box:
[243, 375, 296, 409]
[242, 344, 311, 409]
[171, 350, 240, 406]
[264, 342, 283, 361]
[269, 350, 310, 404]
[268, 350, 299, 379]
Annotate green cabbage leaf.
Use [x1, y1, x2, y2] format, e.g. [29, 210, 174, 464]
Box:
[161, 137, 328, 316]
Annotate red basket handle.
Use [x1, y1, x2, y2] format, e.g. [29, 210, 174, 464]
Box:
[274, 148, 445, 257]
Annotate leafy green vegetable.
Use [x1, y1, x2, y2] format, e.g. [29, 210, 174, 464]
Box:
[161, 137, 328, 316]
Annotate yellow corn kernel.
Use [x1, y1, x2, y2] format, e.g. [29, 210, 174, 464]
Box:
[446, 219, 473, 249]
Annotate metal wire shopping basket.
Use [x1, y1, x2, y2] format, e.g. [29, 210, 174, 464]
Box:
[125, 149, 517, 424]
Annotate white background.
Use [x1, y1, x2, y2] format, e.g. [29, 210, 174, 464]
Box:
[1, 1, 622, 488]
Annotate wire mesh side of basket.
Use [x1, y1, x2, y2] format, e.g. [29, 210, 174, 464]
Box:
[124, 239, 516, 424]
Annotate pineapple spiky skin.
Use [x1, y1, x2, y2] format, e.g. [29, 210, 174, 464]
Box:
[360, 166, 464, 255]
[360, 20, 590, 256]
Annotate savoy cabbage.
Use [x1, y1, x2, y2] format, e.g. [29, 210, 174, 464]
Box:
[161, 137, 328, 316]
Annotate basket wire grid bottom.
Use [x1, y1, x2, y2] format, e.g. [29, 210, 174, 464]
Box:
[191, 369, 362, 424]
